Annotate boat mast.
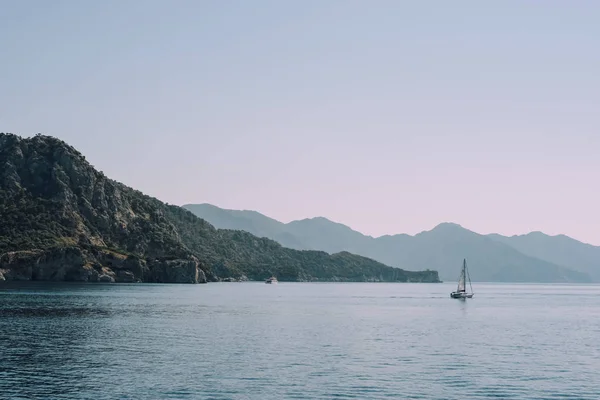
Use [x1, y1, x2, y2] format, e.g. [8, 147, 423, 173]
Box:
[462, 259, 466, 292]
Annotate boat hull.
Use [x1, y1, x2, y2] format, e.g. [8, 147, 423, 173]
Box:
[450, 292, 473, 299]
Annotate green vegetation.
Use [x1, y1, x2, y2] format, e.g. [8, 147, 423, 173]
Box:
[0, 189, 76, 252]
[0, 133, 439, 283]
[185, 204, 594, 283]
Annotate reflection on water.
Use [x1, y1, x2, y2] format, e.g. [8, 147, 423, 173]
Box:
[1, 282, 600, 399]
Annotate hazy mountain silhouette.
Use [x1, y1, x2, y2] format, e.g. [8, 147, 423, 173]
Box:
[184, 204, 594, 283]
[488, 232, 600, 281]
[183, 204, 306, 250]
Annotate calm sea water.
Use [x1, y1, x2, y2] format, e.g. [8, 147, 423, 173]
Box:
[1, 282, 599, 399]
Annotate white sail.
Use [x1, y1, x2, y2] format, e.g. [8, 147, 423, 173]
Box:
[451, 259, 474, 299]
[457, 270, 465, 292]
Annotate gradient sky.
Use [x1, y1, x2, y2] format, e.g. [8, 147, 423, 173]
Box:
[1, 1, 599, 244]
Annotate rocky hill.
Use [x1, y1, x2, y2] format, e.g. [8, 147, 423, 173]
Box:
[184, 204, 594, 283]
[0, 133, 440, 284]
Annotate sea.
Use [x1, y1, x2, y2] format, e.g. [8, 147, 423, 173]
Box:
[1, 282, 599, 399]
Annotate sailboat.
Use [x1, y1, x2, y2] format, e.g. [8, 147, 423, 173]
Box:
[450, 258, 474, 299]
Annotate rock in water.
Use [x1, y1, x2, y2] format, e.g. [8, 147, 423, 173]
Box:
[148, 257, 206, 284]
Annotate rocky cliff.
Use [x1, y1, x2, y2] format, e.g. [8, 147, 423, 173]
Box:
[0, 133, 440, 284]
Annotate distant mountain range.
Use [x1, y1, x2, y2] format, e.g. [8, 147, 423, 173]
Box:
[0, 133, 439, 284]
[184, 204, 599, 283]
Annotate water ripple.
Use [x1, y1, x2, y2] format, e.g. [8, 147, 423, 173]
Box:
[1, 282, 599, 399]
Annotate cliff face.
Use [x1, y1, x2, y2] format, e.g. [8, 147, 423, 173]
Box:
[0, 133, 440, 284]
[0, 248, 206, 283]
[0, 133, 207, 283]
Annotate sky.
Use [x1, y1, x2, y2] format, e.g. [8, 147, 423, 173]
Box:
[1, 0, 599, 244]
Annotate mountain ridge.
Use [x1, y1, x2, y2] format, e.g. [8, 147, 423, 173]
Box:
[0, 133, 440, 284]
[184, 203, 597, 283]
[488, 232, 600, 281]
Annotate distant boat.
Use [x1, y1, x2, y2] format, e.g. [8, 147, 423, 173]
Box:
[265, 276, 278, 284]
[450, 259, 474, 299]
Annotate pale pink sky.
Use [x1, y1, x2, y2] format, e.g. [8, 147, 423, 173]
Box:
[2, 1, 599, 245]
